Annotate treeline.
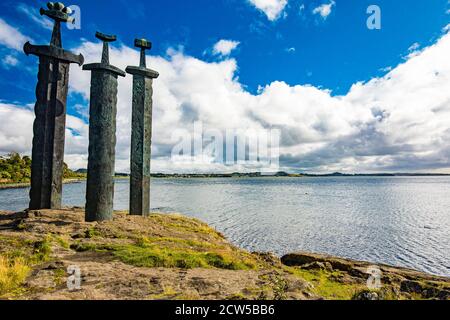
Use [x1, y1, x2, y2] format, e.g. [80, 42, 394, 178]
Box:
[0, 153, 85, 184]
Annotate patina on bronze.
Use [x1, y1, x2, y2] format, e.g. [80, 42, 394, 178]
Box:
[83, 32, 125, 222]
[24, 2, 84, 210]
[126, 38, 159, 216]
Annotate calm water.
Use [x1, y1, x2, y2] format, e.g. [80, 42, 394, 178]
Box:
[0, 177, 449, 277]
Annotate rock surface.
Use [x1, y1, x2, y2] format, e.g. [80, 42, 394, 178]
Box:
[0, 208, 448, 300]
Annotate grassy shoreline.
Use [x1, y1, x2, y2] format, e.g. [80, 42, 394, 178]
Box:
[0, 179, 86, 190]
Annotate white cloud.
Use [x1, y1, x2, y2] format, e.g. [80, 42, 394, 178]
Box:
[379, 66, 392, 72]
[248, 0, 288, 21]
[0, 18, 31, 50]
[312, 1, 336, 19]
[2, 55, 19, 68]
[17, 3, 53, 30]
[212, 39, 240, 57]
[443, 24, 450, 33]
[0, 103, 89, 168]
[408, 42, 420, 52]
[2, 29, 450, 173]
[405, 42, 423, 59]
[0, 104, 34, 154]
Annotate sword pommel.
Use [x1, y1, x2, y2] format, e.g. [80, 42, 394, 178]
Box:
[40, 2, 72, 23]
[134, 38, 152, 50]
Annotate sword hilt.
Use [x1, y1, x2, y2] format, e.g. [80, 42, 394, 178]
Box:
[40, 2, 73, 47]
[95, 32, 117, 65]
[134, 38, 152, 68]
[40, 2, 73, 23]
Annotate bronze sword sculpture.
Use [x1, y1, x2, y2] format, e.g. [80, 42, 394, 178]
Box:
[83, 32, 126, 222]
[126, 38, 159, 216]
[24, 2, 84, 210]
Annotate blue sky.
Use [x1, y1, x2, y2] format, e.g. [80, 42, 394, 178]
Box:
[1, 0, 449, 101]
[0, 1, 450, 173]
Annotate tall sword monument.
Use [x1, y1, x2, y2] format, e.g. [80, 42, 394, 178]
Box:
[83, 32, 125, 222]
[126, 38, 159, 216]
[24, 2, 84, 210]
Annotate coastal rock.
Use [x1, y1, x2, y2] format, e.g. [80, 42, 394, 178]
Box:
[353, 291, 379, 300]
[252, 252, 282, 267]
[0, 208, 449, 300]
[301, 261, 333, 272]
[400, 280, 423, 294]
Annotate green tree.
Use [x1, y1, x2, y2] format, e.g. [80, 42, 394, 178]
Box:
[0, 171, 11, 179]
[0, 152, 85, 184]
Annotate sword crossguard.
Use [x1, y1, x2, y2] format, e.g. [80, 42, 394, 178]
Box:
[94, 32, 117, 65]
[96, 32, 117, 43]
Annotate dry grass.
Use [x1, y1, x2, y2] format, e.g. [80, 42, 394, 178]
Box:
[0, 255, 30, 297]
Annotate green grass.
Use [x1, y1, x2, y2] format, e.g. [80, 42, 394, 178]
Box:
[53, 268, 67, 286]
[71, 238, 257, 270]
[148, 214, 224, 240]
[31, 237, 52, 263]
[0, 236, 53, 297]
[84, 228, 101, 239]
[286, 266, 366, 300]
[53, 236, 70, 249]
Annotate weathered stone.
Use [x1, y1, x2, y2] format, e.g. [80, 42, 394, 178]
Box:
[353, 290, 379, 300]
[83, 32, 125, 222]
[126, 38, 159, 216]
[301, 261, 333, 271]
[24, 2, 84, 210]
[400, 280, 423, 294]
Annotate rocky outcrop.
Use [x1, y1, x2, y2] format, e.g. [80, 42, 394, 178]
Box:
[282, 252, 450, 300]
[0, 208, 448, 300]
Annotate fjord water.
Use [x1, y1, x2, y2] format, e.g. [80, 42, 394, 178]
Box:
[1, 176, 449, 277]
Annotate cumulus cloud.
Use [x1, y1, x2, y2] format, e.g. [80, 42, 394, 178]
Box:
[0, 18, 31, 50]
[0, 102, 89, 167]
[212, 39, 240, 57]
[2, 28, 450, 173]
[0, 104, 34, 154]
[312, 1, 336, 19]
[248, 0, 288, 21]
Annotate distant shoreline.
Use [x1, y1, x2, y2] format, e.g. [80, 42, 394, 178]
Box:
[149, 172, 450, 178]
[2, 173, 450, 190]
[0, 178, 86, 190]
